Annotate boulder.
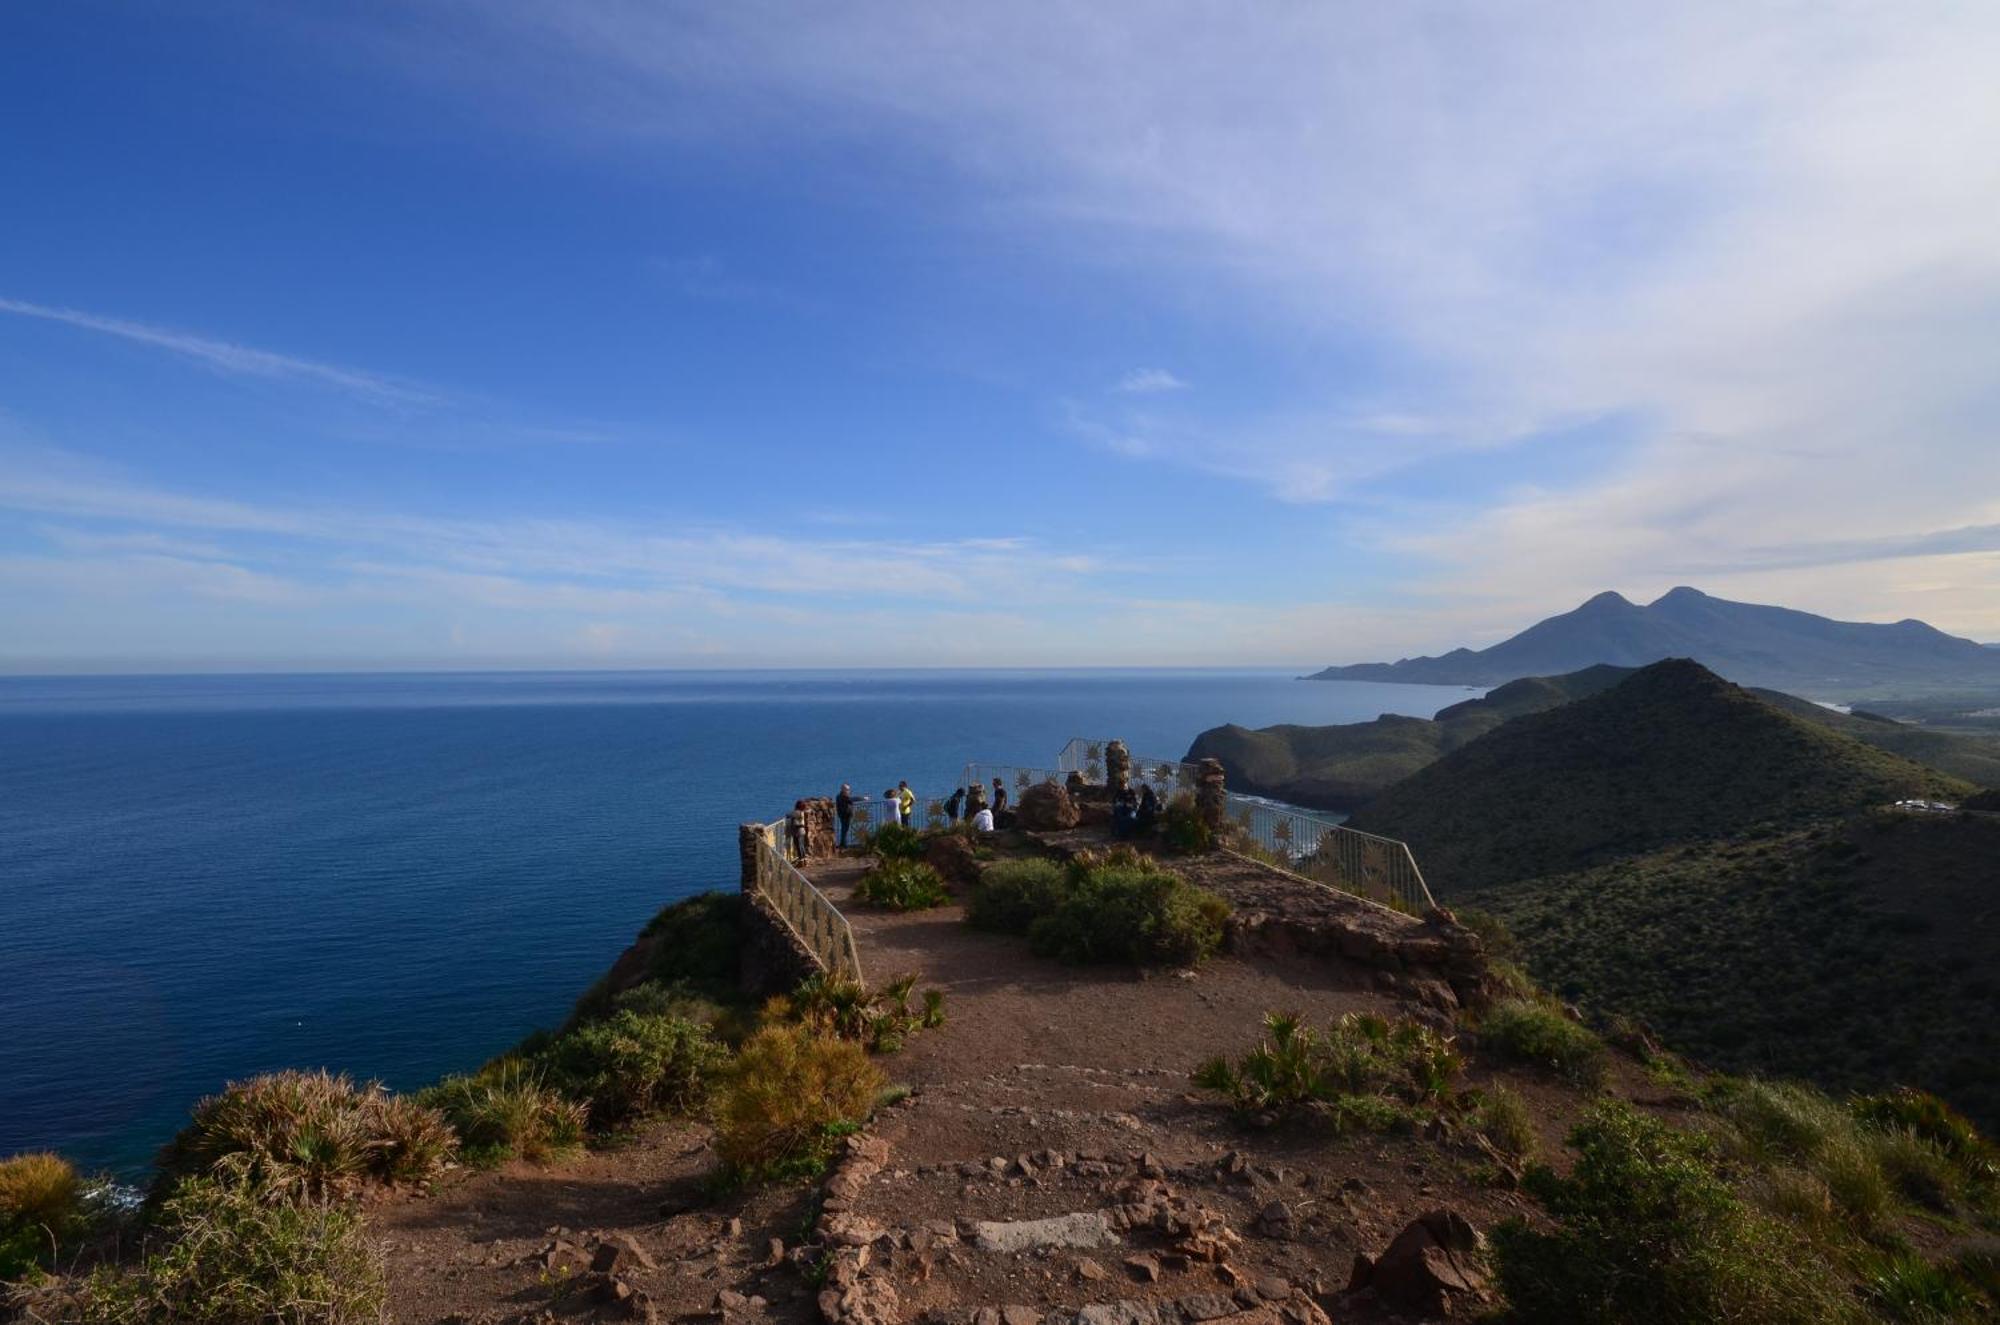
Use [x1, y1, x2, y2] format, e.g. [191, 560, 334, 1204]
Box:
[972, 1211, 1118, 1253]
[1015, 781, 1082, 831]
[923, 832, 981, 887]
[1351, 1207, 1491, 1315]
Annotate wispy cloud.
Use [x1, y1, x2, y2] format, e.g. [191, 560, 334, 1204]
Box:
[0, 297, 440, 406]
[1113, 367, 1186, 395]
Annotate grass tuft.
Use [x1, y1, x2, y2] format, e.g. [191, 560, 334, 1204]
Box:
[417, 1063, 587, 1166]
[714, 1025, 885, 1181]
[1478, 999, 1608, 1088]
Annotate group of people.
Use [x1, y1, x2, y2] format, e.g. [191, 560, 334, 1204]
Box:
[829, 776, 1013, 847]
[1112, 783, 1163, 840]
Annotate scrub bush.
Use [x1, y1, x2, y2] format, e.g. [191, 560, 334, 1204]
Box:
[417, 1063, 587, 1165]
[68, 1159, 384, 1325]
[714, 1025, 885, 1180]
[854, 859, 951, 911]
[1491, 1101, 1855, 1325]
[155, 1070, 456, 1201]
[0, 1152, 85, 1278]
[1479, 1000, 1609, 1088]
[535, 1009, 726, 1128]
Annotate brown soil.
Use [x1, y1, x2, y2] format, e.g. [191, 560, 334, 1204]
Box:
[371, 843, 1621, 1325]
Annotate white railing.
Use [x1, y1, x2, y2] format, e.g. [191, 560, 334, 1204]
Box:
[752, 819, 863, 983]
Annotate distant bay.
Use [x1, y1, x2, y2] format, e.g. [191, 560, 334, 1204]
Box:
[0, 668, 1477, 1176]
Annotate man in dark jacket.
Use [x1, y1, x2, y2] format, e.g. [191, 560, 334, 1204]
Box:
[836, 784, 855, 847]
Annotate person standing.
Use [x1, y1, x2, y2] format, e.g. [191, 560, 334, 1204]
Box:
[897, 779, 916, 827]
[991, 776, 1009, 817]
[945, 786, 965, 822]
[787, 799, 809, 862]
[836, 783, 855, 848]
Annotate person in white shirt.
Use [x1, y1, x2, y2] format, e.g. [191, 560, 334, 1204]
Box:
[971, 806, 995, 832]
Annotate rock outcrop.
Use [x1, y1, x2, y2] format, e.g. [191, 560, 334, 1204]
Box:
[1346, 1208, 1491, 1316]
[1017, 781, 1082, 831]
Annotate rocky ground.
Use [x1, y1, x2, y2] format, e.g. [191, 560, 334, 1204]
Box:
[371, 842, 1627, 1325]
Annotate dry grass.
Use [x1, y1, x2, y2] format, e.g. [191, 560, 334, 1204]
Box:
[714, 1025, 885, 1178]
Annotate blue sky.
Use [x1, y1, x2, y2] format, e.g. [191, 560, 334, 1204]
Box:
[4, 2, 1999, 669]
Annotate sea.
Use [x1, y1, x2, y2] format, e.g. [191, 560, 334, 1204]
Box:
[0, 668, 1476, 1178]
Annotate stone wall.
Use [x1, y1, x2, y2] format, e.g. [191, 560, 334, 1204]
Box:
[738, 821, 831, 998]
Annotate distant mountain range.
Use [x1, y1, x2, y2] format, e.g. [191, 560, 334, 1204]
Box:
[1189, 663, 2000, 812]
[1307, 587, 2000, 698]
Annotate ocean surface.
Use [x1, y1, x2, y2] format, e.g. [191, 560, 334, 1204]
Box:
[0, 668, 1477, 1177]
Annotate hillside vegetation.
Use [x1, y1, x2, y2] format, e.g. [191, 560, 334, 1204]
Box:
[1186, 665, 1630, 810]
[1346, 659, 1972, 892]
[1476, 813, 2000, 1130]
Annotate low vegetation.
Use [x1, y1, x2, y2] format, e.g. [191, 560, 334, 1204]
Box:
[864, 822, 926, 861]
[154, 1070, 457, 1201]
[713, 1024, 885, 1182]
[1160, 792, 1215, 854]
[416, 1063, 588, 1166]
[0, 1152, 88, 1279]
[59, 1158, 384, 1325]
[566, 891, 743, 1024]
[764, 972, 946, 1054]
[853, 858, 951, 911]
[534, 1007, 727, 1129]
[968, 847, 1228, 966]
[1492, 1100, 1857, 1325]
[1193, 1010, 1462, 1134]
[1477, 816, 2000, 1130]
[1478, 999, 1609, 1088]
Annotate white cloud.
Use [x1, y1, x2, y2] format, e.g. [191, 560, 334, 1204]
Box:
[372, 1, 2000, 645]
[1114, 368, 1186, 395]
[0, 297, 439, 406]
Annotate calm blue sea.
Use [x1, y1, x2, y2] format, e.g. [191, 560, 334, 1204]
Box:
[0, 668, 1474, 1177]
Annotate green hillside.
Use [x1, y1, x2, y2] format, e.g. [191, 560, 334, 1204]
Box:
[1751, 687, 2000, 787]
[1185, 664, 1631, 810]
[1346, 659, 1973, 892]
[1475, 813, 2000, 1129]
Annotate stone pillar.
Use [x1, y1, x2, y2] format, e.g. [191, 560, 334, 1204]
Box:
[800, 797, 836, 860]
[965, 781, 989, 815]
[1195, 757, 1228, 835]
[1105, 739, 1131, 795]
[738, 822, 767, 892]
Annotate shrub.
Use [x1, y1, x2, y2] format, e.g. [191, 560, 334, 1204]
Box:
[155, 1070, 456, 1201]
[0, 1152, 84, 1278]
[1161, 792, 1213, 854]
[1479, 1000, 1608, 1088]
[715, 1025, 885, 1179]
[1850, 1086, 1998, 1189]
[1491, 1101, 1855, 1325]
[1870, 1128, 1963, 1211]
[1715, 1078, 1896, 1229]
[69, 1160, 383, 1325]
[536, 1009, 726, 1128]
[866, 822, 925, 861]
[1029, 862, 1228, 966]
[1193, 1011, 1461, 1125]
[1476, 1086, 1538, 1161]
[966, 859, 1067, 932]
[417, 1063, 587, 1165]
[777, 973, 943, 1053]
[854, 859, 951, 911]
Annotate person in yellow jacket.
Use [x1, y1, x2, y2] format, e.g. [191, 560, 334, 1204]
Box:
[897, 779, 916, 827]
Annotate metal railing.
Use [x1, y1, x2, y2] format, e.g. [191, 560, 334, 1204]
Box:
[1051, 737, 1437, 914]
[752, 818, 864, 983]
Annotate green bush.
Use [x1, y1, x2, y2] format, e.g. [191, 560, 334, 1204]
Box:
[773, 972, 944, 1054]
[1027, 861, 1228, 966]
[1715, 1079, 1895, 1229]
[1192, 1010, 1461, 1125]
[1476, 1085, 1538, 1161]
[1492, 1101, 1856, 1325]
[0, 1152, 85, 1279]
[714, 1025, 885, 1180]
[966, 858, 1068, 932]
[866, 822, 925, 861]
[1850, 1086, 1998, 1190]
[417, 1063, 587, 1165]
[1480, 1000, 1608, 1088]
[970, 849, 1227, 967]
[68, 1160, 384, 1325]
[1161, 791, 1213, 854]
[535, 1008, 726, 1128]
[155, 1071, 456, 1201]
[854, 859, 951, 911]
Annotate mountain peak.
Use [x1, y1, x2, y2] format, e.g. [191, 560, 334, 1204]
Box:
[1576, 590, 1634, 611]
[1651, 585, 1710, 607]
